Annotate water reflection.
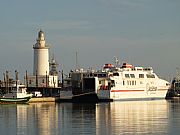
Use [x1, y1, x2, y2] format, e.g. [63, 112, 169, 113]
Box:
[96, 100, 169, 135]
[1, 100, 180, 135]
[17, 104, 28, 135]
[0, 104, 17, 135]
[167, 99, 180, 134]
[59, 103, 96, 135]
[27, 103, 59, 135]
[16, 103, 59, 135]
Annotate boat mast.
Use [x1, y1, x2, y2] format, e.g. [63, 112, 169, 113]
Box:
[15, 70, 19, 93]
[76, 51, 78, 70]
[114, 56, 119, 67]
[26, 70, 28, 88]
[5, 71, 9, 94]
[176, 67, 180, 80]
[15, 70, 18, 87]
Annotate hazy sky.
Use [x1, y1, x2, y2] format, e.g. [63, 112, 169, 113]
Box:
[0, 0, 180, 80]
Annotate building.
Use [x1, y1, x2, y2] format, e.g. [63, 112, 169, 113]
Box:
[27, 30, 59, 96]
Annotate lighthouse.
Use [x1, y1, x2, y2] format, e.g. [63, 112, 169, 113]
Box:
[27, 30, 59, 93]
[33, 30, 49, 76]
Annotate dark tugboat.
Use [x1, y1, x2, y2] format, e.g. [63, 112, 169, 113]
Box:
[166, 68, 180, 99]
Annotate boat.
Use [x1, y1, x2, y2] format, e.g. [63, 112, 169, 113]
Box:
[0, 83, 33, 104]
[83, 62, 170, 101]
[166, 74, 180, 98]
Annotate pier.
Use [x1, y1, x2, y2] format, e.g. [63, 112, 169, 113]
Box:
[29, 97, 59, 103]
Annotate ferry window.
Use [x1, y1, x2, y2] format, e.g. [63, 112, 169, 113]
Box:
[125, 74, 130, 78]
[132, 81, 134, 85]
[130, 74, 135, 78]
[113, 73, 119, 76]
[146, 74, 155, 78]
[139, 74, 144, 78]
[98, 73, 107, 78]
[42, 79, 45, 83]
[144, 68, 152, 71]
[111, 80, 115, 87]
[123, 81, 125, 85]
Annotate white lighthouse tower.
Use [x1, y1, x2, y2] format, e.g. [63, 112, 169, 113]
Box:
[33, 30, 49, 76]
[27, 30, 59, 91]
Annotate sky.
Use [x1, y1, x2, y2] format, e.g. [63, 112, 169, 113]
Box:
[0, 0, 180, 81]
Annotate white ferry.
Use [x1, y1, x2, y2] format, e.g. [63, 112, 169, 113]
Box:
[83, 63, 170, 101]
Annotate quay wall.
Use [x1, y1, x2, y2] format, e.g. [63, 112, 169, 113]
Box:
[29, 97, 60, 103]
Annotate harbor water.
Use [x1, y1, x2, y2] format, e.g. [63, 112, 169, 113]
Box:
[1, 99, 180, 135]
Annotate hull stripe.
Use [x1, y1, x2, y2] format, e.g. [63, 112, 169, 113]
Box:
[111, 90, 144, 92]
[111, 89, 168, 92]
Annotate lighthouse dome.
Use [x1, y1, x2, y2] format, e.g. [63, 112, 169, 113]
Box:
[38, 30, 45, 40]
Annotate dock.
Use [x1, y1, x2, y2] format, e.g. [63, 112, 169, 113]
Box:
[28, 91, 111, 103]
[29, 97, 60, 103]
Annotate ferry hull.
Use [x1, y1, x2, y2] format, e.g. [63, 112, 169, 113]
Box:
[97, 89, 168, 101]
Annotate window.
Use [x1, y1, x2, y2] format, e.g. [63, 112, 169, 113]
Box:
[139, 74, 144, 78]
[98, 73, 107, 78]
[111, 80, 115, 87]
[144, 68, 152, 71]
[125, 74, 130, 78]
[130, 74, 135, 78]
[132, 81, 134, 85]
[113, 73, 119, 76]
[146, 74, 155, 78]
[123, 81, 125, 85]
